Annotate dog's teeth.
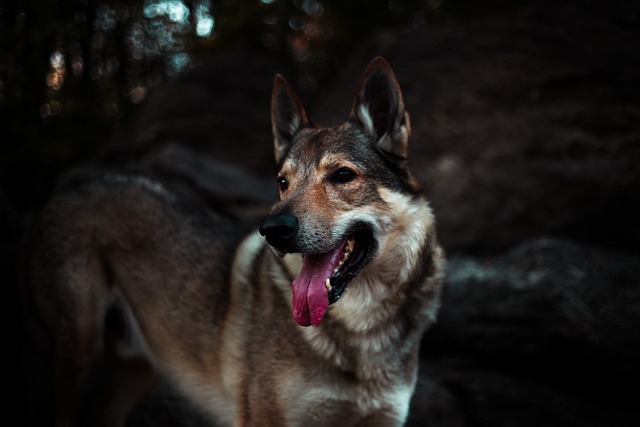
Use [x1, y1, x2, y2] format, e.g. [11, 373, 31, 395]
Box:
[343, 252, 350, 261]
[325, 278, 332, 293]
[346, 238, 355, 253]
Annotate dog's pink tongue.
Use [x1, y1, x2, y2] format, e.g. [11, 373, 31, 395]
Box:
[292, 244, 344, 327]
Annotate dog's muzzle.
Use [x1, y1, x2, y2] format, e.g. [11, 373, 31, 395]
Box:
[259, 214, 298, 250]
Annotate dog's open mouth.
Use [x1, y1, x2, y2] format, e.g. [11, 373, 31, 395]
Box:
[291, 230, 375, 327]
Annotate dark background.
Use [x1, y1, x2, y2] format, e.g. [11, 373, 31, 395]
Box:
[0, 0, 455, 213]
[2, 0, 640, 425]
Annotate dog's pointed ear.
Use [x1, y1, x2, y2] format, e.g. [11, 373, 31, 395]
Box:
[349, 57, 411, 161]
[271, 74, 311, 165]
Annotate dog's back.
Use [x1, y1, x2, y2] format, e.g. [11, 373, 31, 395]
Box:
[23, 174, 251, 425]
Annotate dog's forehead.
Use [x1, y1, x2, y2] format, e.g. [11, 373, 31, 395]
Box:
[278, 121, 419, 195]
[282, 123, 374, 172]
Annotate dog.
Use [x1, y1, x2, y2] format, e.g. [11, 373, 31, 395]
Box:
[22, 57, 445, 426]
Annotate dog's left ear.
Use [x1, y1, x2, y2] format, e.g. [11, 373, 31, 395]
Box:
[349, 57, 411, 161]
[271, 74, 311, 165]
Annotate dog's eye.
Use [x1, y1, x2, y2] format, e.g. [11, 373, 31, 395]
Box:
[331, 167, 357, 184]
[277, 176, 289, 192]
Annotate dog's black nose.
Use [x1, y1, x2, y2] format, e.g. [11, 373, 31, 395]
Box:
[259, 214, 298, 246]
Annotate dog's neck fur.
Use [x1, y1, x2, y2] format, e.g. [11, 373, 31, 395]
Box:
[278, 192, 443, 374]
[268, 192, 443, 422]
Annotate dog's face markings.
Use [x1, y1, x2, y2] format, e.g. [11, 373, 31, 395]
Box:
[260, 57, 419, 327]
[264, 132, 381, 327]
[278, 130, 380, 204]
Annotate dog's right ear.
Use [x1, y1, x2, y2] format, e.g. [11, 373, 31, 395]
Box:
[271, 75, 311, 165]
[349, 57, 411, 163]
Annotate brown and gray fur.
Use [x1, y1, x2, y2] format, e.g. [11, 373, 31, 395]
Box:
[22, 57, 445, 427]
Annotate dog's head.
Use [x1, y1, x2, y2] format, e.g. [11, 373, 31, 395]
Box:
[259, 57, 422, 327]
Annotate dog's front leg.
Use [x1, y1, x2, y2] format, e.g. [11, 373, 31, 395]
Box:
[235, 395, 289, 427]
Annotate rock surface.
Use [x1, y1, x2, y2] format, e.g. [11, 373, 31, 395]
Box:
[411, 238, 640, 426]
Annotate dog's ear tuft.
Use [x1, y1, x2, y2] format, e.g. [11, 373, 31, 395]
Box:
[271, 74, 310, 165]
[350, 57, 411, 162]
